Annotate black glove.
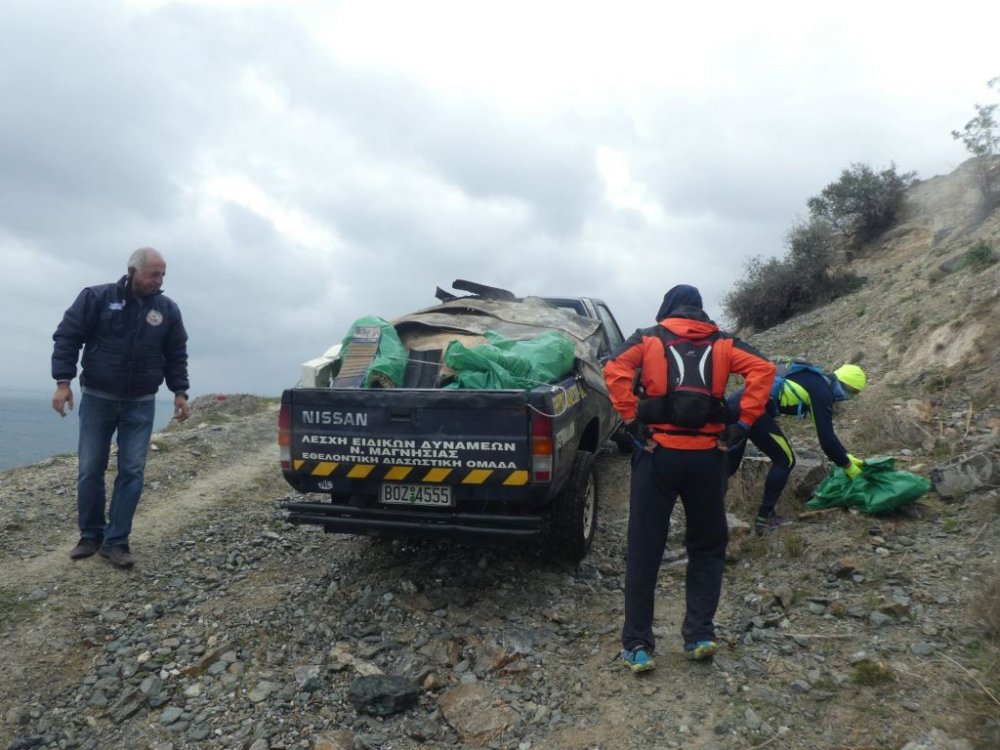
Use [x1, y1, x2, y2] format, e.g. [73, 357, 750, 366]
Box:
[625, 419, 651, 443]
[722, 422, 749, 446]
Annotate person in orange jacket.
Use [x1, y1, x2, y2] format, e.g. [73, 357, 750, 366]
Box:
[603, 284, 775, 673]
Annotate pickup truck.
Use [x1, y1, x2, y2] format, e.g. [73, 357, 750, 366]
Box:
[279, 280, 628, 561]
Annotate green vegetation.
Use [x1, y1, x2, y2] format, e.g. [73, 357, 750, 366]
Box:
[723, 161, 918, 331]
[953, 78, 1000, 159]
[723, 218, 863, 330]
[0, 589, 37, 626]
[851, 659, 895, 686]
[952, 77, 1000, 207]
[782, 533, 806, 559]
[741, 533, 770, 561]
[963, 241, 997, 270]
[807, 162, 917, 245]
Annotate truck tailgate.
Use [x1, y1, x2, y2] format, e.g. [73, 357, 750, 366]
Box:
[284, 388, 534, 495]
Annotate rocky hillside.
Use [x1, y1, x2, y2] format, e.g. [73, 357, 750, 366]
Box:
[748, 157, 999, 405]
[0, 162, 997, 750]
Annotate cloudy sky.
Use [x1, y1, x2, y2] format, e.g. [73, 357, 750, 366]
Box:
[1, 0, 996, 397]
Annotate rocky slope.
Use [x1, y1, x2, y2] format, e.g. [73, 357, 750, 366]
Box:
[1, 162, 998, 750]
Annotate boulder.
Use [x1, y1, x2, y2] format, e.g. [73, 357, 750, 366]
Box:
[930, 452, 995, 499]
[347, 675, 420, 717]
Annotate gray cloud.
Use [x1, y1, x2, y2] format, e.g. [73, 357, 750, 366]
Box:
[0, 1, 994, 396]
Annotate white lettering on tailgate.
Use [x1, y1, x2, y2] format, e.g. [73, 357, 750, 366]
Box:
[301, 410, 368, 426]
[301, 435, 349, 445]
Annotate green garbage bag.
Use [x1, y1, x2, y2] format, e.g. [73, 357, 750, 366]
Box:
[332, 316, 408, 388]
[444, 330, 576, 390]
[806, 456, 931, 514]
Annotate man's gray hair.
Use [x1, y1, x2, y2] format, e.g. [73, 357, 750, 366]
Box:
[128, 247, 163, 271]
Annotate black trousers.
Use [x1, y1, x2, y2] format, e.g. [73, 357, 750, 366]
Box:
[726, 411, 796, 517]
[622, 446, 728, 651]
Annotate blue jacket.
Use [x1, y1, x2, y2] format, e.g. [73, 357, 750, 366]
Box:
[52, 275, 189, 399]
[727, 368, 849, 467]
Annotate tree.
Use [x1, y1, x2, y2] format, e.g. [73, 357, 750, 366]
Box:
[806, 163, 916, 245]
[722, 218, 861, 331]
[952, 77, 1000, 207]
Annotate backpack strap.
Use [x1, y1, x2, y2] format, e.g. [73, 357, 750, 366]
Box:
[653, 326, 720, 388]
[777, 377, 810, 417]
[770, 361, 832, 417]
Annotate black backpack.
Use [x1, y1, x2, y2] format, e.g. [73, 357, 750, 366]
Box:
[636, 328, 727, 431]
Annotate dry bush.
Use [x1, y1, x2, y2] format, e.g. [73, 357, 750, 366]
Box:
[954, 563, 1000, 749]
[975, 566, 1000, 640]
[956, 644, 1000, 749]
[850, 659, 894, 686]
[725, 466, 762, 520]
[174, 394, 276, 429]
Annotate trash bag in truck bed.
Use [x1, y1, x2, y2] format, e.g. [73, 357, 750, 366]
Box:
[393, 295, 609, 395]
[330, 316, 408, 388]
[443, 330, 577, 389]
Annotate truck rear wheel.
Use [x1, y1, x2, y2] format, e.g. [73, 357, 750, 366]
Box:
[548, 449, 597, 562]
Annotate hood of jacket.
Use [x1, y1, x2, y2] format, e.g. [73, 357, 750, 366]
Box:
[655, 284, 703, 321]
[658, 312, 718, 339]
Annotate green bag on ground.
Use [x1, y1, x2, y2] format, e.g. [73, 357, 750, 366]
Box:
[806, 456, 931, 514]
[444, 330, 576, 390]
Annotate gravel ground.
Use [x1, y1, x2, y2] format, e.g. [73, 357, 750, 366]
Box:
[1, 392, 997, 750]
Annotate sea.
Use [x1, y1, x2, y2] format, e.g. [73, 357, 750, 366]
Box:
[0, 388, 176, 472]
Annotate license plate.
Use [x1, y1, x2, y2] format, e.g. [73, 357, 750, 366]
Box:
[380, 483, 453, 507]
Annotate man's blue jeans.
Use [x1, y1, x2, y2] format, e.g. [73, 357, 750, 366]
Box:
[77, 393, 156, 548]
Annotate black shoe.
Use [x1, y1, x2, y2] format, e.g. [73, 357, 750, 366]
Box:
[99, 545, 136, 569]
[69, 538, 101, 560]
[755, 513, 792, 536]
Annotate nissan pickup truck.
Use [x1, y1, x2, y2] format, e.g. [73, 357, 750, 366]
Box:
[279, 280, 628, 561]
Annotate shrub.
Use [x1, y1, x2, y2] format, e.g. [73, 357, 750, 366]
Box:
[957, 567, 1000, 747]
[782, 533, 806, 558]
[952, 77, 1000, 159]
[952, 77, 1000, 209]
[722, 218, 863, 330]
[963, 241, 997, 270]
[807, 163, 917, 245]
[851, 659, 894, 686]
[976, 566, 1000, 640]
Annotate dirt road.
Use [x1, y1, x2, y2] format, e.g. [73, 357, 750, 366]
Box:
[1, 396, 995, 750]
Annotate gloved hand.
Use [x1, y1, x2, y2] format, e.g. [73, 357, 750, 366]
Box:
[722, 422, 749, 447]
[844, 453, 865, 479]
[624, 419, 651, 444]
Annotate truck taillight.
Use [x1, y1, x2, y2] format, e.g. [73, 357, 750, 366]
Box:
[278, 402, 291, 470]
[530, 410, 553, 482]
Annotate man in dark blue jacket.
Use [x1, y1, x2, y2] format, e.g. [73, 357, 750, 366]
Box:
[727, 363, 866, 533]
[51, 248, 190, 568]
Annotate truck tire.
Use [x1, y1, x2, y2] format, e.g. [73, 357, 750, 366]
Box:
[548, 449, 598, 562]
